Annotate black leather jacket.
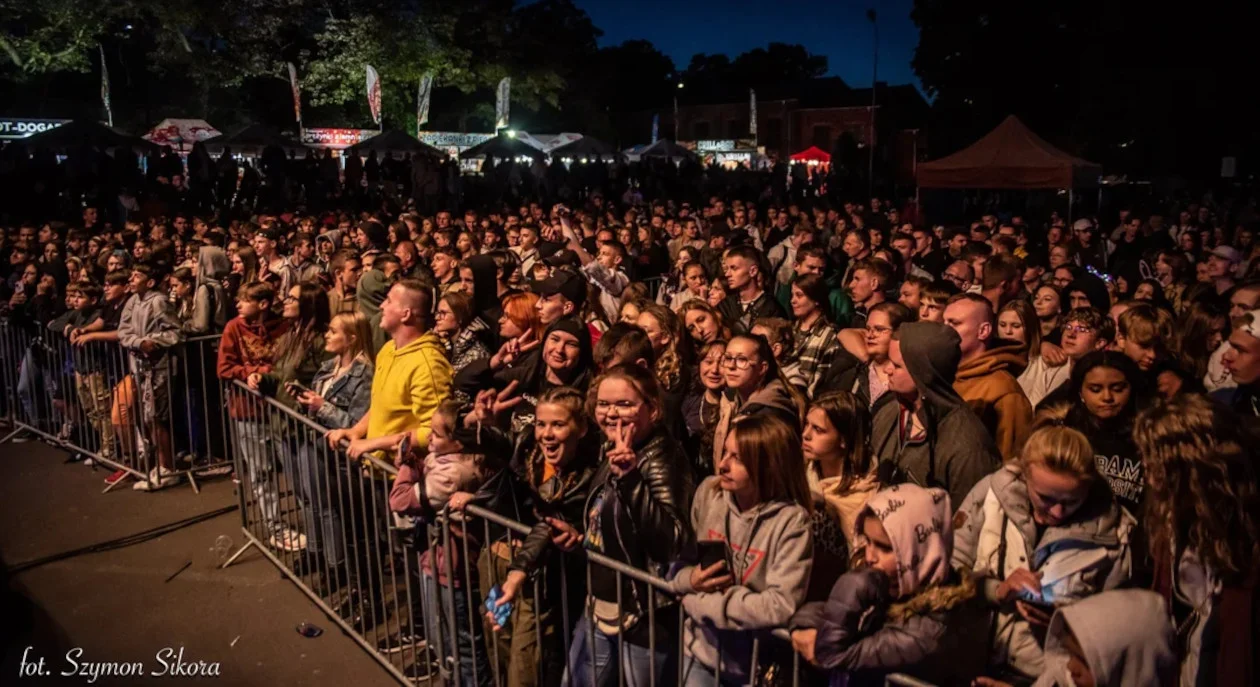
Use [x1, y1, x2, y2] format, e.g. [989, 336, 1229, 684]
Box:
[584, 425, 696, 608]
[511, 441, 601, 577]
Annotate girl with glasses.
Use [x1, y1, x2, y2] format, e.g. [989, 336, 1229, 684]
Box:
[561, 364, 694, 687]
[710, 334, 806, 474]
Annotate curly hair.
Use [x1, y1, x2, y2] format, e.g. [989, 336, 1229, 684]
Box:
[1133, 394, 1260, 586]
[638, 303, 691, 393]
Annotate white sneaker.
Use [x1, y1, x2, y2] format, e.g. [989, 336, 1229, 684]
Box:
[133, 467, 181, 491]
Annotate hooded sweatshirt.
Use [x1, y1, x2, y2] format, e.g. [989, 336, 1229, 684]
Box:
[669, 476, 813, 685]
[712, 377, 801, 472]
[953, 465, 1136, 677]
[217, 314, 290, 420]
[872, 321, 1001, 508]
[790, 484, 987, 684]
[356, 267, 392, 353]
[954, 343, 1034, 460]
[465, 254, 504, 334]
[186, 246, 231, 334]
[1033, 589, 1176, 687]
[367, 331, 453, 452]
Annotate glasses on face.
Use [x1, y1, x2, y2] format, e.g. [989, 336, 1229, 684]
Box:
[866, 325, 892, 336]
[1063, 324, 1094, 335]
[595, 399, 641, 413]
[720, 354, 756, 370]
[436, 309, 453, 319]
[945, 273, 966, 284]
[1053, 278, 1072, 287]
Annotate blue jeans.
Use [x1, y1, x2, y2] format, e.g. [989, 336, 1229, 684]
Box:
[285, 439, 343, 568]
[233, 420, 281, 536]
[421, 571, 493, 687]
[561, 615, 672, 687]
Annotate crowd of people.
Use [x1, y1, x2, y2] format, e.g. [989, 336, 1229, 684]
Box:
[3, 153, 1260, 686]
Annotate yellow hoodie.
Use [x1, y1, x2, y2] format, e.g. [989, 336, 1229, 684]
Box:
[367, 331, 453, 451]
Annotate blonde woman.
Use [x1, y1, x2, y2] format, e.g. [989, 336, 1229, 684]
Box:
[290, 311, 375, 573]
[951, 418, 1136, 681]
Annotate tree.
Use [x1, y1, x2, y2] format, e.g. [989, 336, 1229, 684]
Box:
[731, 42, 827, 90]
[680, 44, 828, 102]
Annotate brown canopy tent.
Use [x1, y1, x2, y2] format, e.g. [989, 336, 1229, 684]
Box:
[917, 115, 1101, 189]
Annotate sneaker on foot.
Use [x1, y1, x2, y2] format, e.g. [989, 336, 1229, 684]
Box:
[103, 469, 128, 485]
[133, 467, 180, 491]
[378, 628, 428, 655]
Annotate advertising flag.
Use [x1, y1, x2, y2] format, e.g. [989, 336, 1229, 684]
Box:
[417, 73, 434, 131]
[287, 62, 302, 125]
[495, 77, 511, 130]
[366, 65, 382, 125]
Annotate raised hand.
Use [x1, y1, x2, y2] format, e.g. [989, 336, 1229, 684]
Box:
[466, 380, 524, 427]
[606, 419, 638, 477]
[490, 333, 540, 370]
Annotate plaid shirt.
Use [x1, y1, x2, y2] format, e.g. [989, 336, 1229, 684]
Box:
[791, 318, 839, 398]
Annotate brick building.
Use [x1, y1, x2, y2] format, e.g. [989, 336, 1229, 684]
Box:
[616, 77, 930, 185]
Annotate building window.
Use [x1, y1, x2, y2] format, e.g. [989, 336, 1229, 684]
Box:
[693, 121, 711, 140]
[812, 125, 832, 151]
[765, 118, 783, 148]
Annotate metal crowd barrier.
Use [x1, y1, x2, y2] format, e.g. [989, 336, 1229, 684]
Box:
[0, 320, 233, 493]
[219, 379, 433, 685]
[212, 378, 930, 687]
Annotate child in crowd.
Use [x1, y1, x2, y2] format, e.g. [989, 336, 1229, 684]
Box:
[390, 400, 492, 687]
[63, 283, 114, 462]
[789, 483, 986, 685]
[116, 263, 183, 490]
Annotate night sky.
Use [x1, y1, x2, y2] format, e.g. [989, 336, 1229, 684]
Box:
[573, 0, 920, 90]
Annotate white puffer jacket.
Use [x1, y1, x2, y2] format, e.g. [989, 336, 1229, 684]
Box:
[952, 465, 1135, 678]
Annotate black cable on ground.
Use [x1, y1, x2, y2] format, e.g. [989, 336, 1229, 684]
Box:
[5, 504, 239, 575]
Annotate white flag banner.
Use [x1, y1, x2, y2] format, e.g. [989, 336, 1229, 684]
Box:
[417, 73, 434, 130]
[750, 88, 757, 136]
[366, 65, 382, 125]
[287, 62, 302, 124]
[495, 77, 511, 130]
[100, 45, 112, 127]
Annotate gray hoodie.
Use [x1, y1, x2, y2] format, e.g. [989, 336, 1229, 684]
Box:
[871, 320, 1000, 508]
[186, 246, 231, 334]
[118, 289, 183, 355]
[669, 475, 813, 685]
[1033, 589, 1176, 687]
[712, 377, 800, 472]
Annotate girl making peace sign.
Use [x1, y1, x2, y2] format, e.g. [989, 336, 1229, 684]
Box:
[562, 364, 695, 687]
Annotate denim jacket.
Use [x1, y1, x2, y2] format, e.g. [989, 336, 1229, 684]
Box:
[307, 356, 373, 429]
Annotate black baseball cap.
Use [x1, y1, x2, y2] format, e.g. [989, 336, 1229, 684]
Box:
[535, 270, 587, 309]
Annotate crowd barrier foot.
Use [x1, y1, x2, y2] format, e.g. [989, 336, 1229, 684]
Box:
[220, 538, 256, 570]
[0, 428, 22, 444]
